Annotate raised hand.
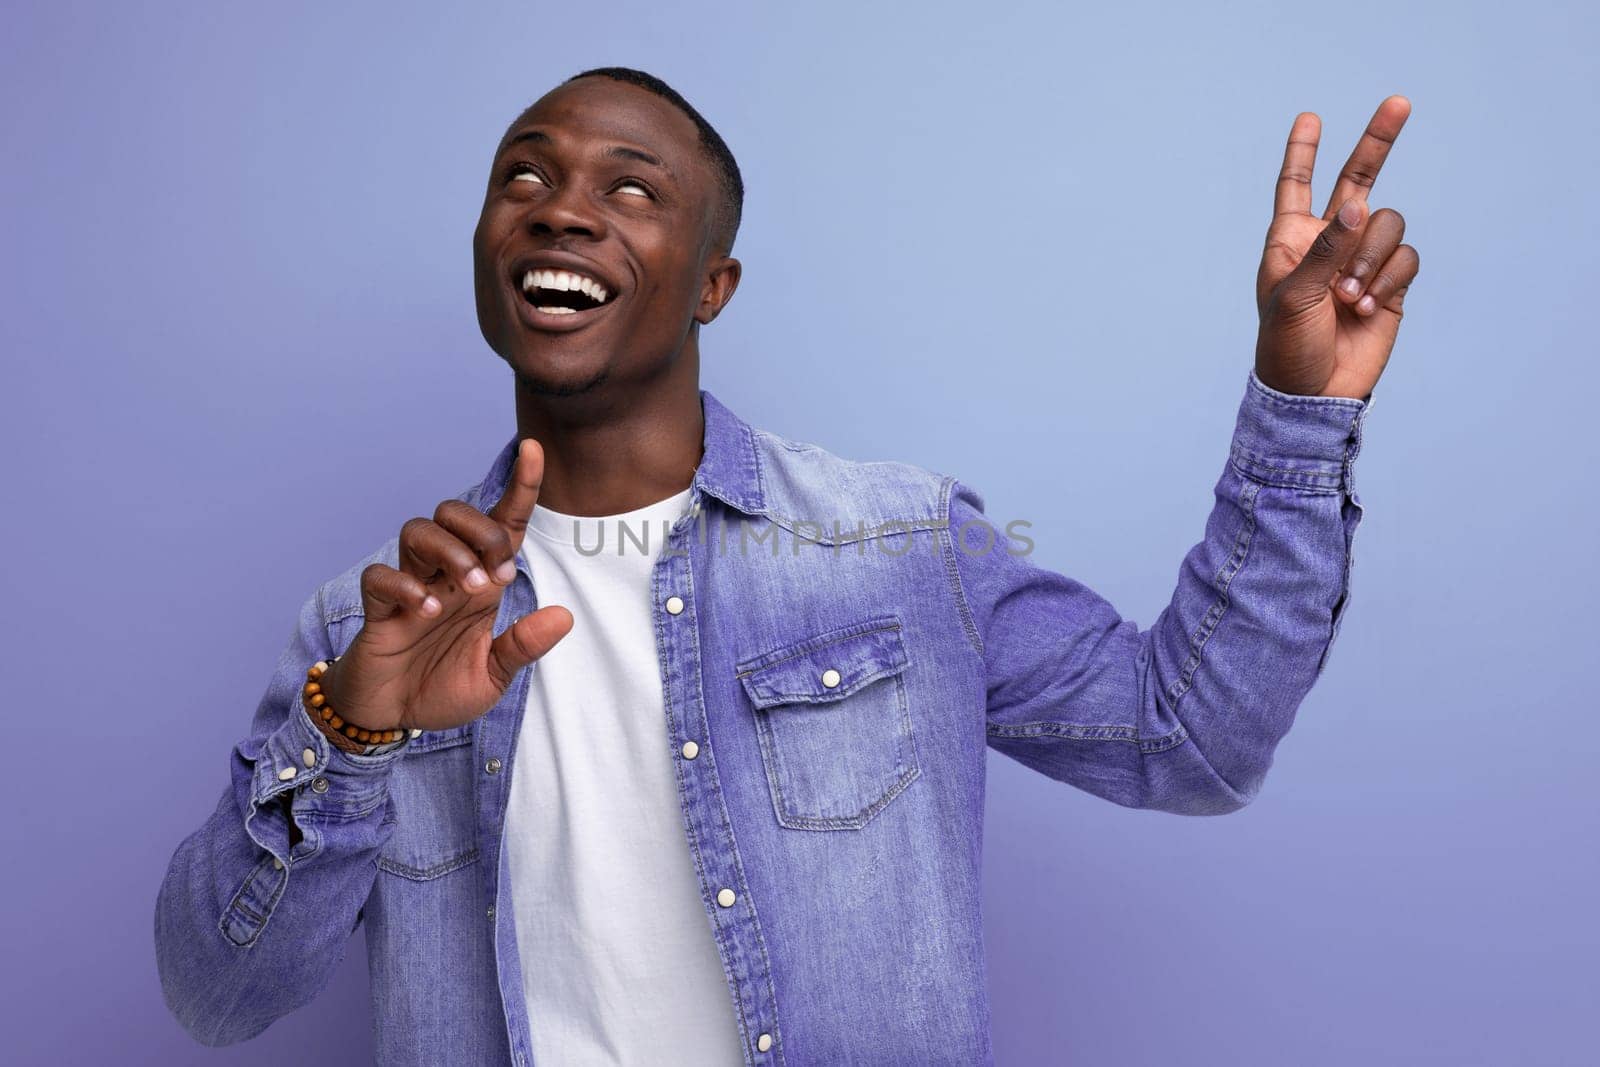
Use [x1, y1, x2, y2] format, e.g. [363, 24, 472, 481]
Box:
[1254, 95, 1421, 399]
[318, 439, 574, 735]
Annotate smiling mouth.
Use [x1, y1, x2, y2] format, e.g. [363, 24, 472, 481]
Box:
[519, 268, 614, 316]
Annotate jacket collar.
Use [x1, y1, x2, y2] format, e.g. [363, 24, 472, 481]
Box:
[473, 388, 766, 517]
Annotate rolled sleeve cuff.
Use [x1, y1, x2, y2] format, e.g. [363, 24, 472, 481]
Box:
[1229, 369, 1374, 493]
[249, 699, 407, 813]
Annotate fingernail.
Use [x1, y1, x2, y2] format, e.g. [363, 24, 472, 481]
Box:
[466, 567, 489, 590]
[1357, 294, 1377, 314]
[495, 560, 517, 584]
[421, 595, 442, 616]
[1340, 277, 1361, 297]
[1339, 198, 1364, 227]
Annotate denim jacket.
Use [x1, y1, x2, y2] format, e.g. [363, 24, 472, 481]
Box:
[156, 371, 1372, 1065]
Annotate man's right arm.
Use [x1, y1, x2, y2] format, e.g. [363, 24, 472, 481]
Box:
[153, 580, 406, 1047]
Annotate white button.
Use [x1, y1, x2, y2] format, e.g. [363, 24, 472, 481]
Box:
[301, 747, 316, 768]
[409, 728, 423, 738]
[273, 856, 284, 870]
[665, 596, 685, 615]
[821, 669, 841, 689]
[757, 1033, 773, 1053]
[681, 740, 700, 760]
[716, 888, 736, 908]
[277, 766, 298, 781]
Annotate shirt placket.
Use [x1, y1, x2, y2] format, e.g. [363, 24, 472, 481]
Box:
[653, 491, 785, 1064]
[481, 563, 540, 1067]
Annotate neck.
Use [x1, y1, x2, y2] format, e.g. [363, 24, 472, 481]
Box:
[512, 346, 704, 517]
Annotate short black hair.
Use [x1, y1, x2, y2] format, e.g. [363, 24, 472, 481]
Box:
[558, 67, 744, 253]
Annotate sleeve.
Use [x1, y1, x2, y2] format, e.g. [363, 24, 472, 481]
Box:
[950, 368, 1374, 815]
[153, 580, 408, 1046]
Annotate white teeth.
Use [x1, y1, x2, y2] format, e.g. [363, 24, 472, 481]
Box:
[535, 306, 577, 315]
[520, 267, 610, 305]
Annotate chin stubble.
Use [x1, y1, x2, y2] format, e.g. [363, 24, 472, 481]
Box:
[511, 365, 611, 399]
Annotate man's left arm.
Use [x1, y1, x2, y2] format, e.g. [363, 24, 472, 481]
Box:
[950, 95, 1420, 815]
[950, 371, 1370, 814]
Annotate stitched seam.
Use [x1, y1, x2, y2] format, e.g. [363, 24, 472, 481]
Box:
[734, 621, 903, 677]
[1228, 453, 1340, 476]
[940, 477, 985, 658]
[775, 766, 922, 830]
[1318, 483, 1365, 675]
[220, 854, 289, 948]
[749, 665, 898, 710]
[1246, 374, 1365, 411]
[324, 604, 365, 625]
[293, 793, 389, 822]
[986, 721, 1189, 754]
[1228, 451, 1344, 493]
[759, 674, 922, 829]
[403, 730, 474, 754]
[669, 527, 779, 1061]
[375, 849, 480, 881]
[750, 425, 768, 512]
[759, 512, 944, 546]
[1166, 479, 1259, 711]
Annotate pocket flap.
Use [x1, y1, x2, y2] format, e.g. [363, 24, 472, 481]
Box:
[737, 615, 907, 710]
[403, 722, 474, 754]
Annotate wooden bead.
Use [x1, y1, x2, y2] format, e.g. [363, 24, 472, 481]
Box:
[329, 715, 344, 729]
[343, 724, 359, 738]
[309, 694, 325, 707]
[357, 729, 372, 743]
[303, 681, 320, 695]
[319, 708, 333, 722]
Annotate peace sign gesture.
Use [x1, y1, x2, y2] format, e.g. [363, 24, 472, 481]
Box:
[1254, 95, 1420, 399]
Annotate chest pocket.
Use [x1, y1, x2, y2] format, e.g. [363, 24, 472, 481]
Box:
[376, 724, 480, 880]
[737, 614, 920, 831]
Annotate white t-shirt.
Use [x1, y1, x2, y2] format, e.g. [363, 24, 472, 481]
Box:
[505, 486, 745, 1066]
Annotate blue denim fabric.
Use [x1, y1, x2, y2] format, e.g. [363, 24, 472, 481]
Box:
[156, 370, 1372, 1065]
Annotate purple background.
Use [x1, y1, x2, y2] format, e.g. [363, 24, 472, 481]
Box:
[3, 2, 1596, 1064]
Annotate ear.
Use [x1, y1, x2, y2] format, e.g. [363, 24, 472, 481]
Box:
[694, 255, 742, 325]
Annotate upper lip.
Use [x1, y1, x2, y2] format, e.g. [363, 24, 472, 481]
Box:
[508, 250, 622, 303]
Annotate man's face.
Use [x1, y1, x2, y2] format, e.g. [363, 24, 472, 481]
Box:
[472, 77, 735, 396]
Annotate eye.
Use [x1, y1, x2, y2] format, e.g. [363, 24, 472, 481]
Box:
[614, 179, 652, 199]
[508, 163, 547, 186]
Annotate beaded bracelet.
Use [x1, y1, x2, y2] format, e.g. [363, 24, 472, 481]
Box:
[303, 660, 407, 746]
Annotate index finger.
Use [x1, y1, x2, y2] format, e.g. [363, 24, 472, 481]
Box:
[1321, 95, 1411, 220]
[489, 438, 545, 540]
[1274, 111, 1322, 218]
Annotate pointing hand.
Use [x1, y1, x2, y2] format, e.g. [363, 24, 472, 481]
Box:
[319, 440, 574, 735]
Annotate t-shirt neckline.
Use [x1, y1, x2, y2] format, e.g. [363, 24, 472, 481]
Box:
[524, 485, 695, 548]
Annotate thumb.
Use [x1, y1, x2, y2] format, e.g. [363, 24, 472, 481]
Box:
[1285, 197, 1367, 298]
[488, 605, 574, 689]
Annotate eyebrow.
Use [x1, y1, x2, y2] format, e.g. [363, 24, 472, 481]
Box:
[501, 128, 673, 176]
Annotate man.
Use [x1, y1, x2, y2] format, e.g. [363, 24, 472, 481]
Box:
[155, 66, 1419, 1065]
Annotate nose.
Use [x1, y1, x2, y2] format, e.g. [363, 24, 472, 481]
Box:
[525, 181, 607, 241]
